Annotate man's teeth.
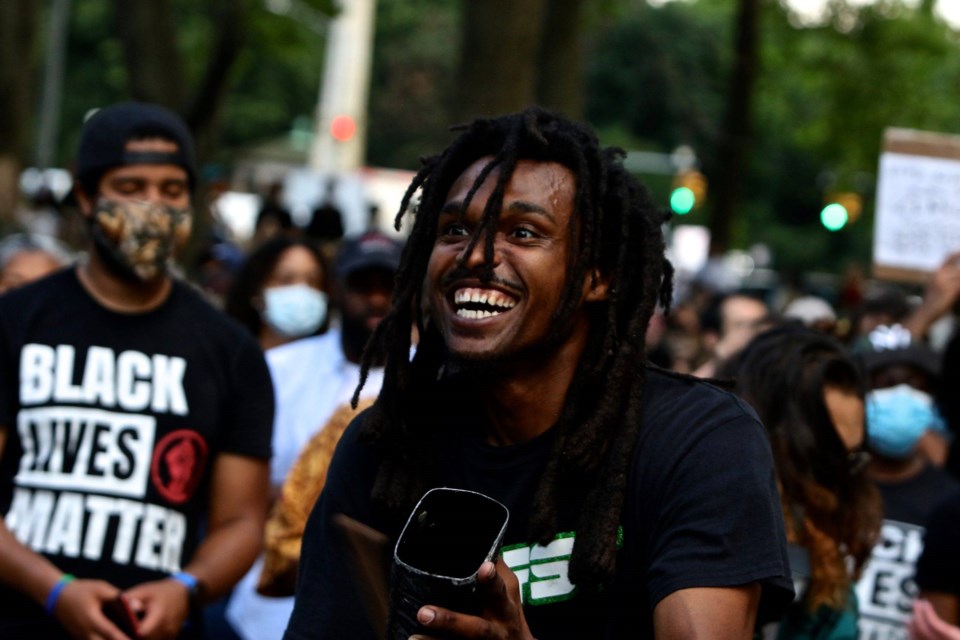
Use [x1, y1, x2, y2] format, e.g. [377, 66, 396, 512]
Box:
[453, 287, 517, 318]
[457, 309, 500, 319]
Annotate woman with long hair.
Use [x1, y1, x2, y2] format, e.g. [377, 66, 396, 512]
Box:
[733, 325, 882, 638]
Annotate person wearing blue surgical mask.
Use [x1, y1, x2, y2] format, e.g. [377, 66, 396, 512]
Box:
[866, 383, 946, 459]
[225, 237, 330, 351]
[853, 329, 960, 640]
[224, 231, 402, 640]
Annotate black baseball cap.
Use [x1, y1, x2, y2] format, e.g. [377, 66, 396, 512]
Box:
[857, 325, 941, 378]
[75, 102, 197, 197]
[334, 231, 403, 280]
[861, 343, 941, 378]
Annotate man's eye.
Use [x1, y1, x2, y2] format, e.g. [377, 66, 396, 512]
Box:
[162, 183, 187, 199]
[511, 227, 537, 240]
[113, 181, 141, 194]
[441, 223, 469, 237]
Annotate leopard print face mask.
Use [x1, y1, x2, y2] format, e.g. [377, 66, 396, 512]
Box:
[92, 199, 193, 281]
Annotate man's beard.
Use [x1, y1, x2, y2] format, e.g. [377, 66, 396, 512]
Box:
[91, 221, 150, 284]
[342, 313, 381, 365]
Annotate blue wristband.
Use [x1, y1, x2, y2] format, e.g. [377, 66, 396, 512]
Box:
[44, 574, 75, 616]
[170, 571, 199, 596]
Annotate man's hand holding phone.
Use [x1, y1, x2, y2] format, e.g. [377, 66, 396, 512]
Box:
[103, 594, 142, 639]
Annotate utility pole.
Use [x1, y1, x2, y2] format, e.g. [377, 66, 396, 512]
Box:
[35, 0, 72, 170]
[309, 0, 376, 172]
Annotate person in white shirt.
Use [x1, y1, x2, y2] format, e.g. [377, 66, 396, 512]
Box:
[226, 231, 402, 640]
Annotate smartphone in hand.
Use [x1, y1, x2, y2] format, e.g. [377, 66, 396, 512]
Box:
[103, 594, 142, 639]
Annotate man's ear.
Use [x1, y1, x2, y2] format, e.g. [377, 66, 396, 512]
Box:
[74, 185, 95, 218]
[583, 267, 610, 303]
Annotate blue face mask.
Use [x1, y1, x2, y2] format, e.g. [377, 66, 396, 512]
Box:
[865, 384, 946, 459]
[262, 284, 328, 338]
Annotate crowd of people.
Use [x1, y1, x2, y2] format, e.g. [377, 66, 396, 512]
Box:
[0, 101, 959, 640]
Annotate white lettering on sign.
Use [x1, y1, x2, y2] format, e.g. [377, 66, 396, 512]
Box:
[875, 152, 960, 274]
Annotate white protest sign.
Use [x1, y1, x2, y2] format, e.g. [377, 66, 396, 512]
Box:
[874, 128, 960, 283]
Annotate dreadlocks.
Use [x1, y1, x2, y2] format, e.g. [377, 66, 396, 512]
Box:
[355, 107, 673, 592]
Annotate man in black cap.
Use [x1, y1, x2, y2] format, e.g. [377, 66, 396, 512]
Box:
[854, 325, 960, 640]
[0, 102, 274, 639]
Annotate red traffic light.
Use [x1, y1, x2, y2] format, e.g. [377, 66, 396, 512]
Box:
[330, 115, 357, 142]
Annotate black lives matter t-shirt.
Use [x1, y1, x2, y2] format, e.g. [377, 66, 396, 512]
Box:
[0, 269, 273, 629]
[283, 369, 793, 640]
[855, 466, 960, 640]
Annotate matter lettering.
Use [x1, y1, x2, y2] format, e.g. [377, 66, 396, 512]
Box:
[20, 344, 188, 415]
[6, 487, 186, 573]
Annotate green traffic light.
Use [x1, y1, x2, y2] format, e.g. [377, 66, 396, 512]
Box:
[670, 187, 696, 215]
[820, 203, 848, 231]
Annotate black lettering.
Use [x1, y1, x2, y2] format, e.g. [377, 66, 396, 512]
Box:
[61, 419, 86, 474]
[898, 576, 918, 614]
[26, 418, 43, 472]
[871, 570, 894, 607]
[86, 422, 111, 477]
[114, 427, 138, 480]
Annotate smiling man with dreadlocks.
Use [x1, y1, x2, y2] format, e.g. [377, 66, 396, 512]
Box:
[284, 108, 792, 640]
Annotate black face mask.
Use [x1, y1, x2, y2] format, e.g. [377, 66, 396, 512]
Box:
[89, 198, 192, 282]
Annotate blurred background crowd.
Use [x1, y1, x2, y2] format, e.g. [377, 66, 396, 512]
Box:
[4, 1, 960, 639]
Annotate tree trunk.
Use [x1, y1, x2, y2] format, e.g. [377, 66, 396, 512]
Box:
[183, 0, 246, 161]
[707, 0, 760, 256]
[114, 0, 186, 111]
[0, 0, 39, 228]
[536, 0, 585, 120]
[455, 0, 549, 122]
[113, 0, 246, 162]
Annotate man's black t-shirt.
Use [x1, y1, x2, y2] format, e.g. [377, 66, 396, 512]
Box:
[914, 492, 960, 597]
[855, 465, 960, 639]
[284, 369, 793, 639]
[0, 269, 274, 631]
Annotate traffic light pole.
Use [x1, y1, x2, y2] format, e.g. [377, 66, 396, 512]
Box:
[309, 0, 377, 173]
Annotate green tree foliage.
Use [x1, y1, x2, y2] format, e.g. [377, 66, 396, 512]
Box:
[749, 0, 960, 272]
[54, 0, 335, 169]
[366, 0, 459, 170]
[586, 0, 960, 274]
[587, 0, 731, 154]
[0, 0, 41, 225]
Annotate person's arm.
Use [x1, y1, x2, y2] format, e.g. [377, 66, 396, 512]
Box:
[410, 572, 761, 640]
[923, 593, 960, 628]
[0, 427, 132, 640]
[653, 585, 761, 639]
[911, 599, 960, 640]
[125, 453, 270, 639]
[903, 251, 960, 341]
[916, 495, 960, 627]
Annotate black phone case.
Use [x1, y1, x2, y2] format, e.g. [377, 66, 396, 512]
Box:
[386, 487, 509, 639]
[103, 595, 141, 639]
